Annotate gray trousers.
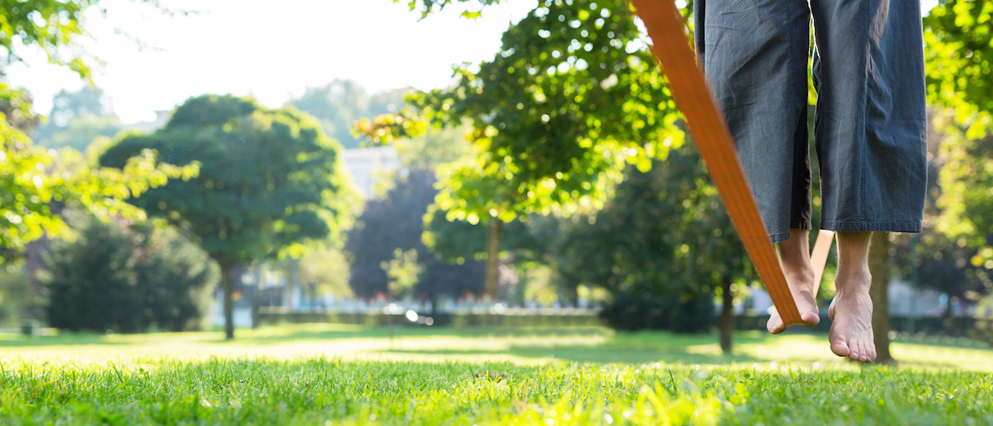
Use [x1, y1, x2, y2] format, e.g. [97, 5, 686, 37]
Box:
[694, 0, 927, 244]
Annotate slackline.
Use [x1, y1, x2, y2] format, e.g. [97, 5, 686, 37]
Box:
[630, 0, 834, 327]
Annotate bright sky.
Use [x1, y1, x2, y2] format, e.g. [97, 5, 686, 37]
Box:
[6, 0, 538, 124]
[8, 0, 938, 124]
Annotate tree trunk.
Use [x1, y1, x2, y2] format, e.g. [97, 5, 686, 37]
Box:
[868, 232, 893, 363]
[483, 218, 503, 299]
[720, 276, 733, 354]
[250, 262, 261, 329]
[220, 261, 235, 340]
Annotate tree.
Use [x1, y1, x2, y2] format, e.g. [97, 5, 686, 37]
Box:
[2, 1, 194, 261]
[0, 1, 161, 79]
[924, 0, 993, 140]
[99, 95, 354, 339]
[297, 246, 353, 302]
[868, 232, 893, 363]
[554, 145, 755, 352]
[35, 115, 122, 152]
[30, 86, 121, 152]
[923, 1, 993, 342]
[422, 205, 556, 302]
[286, 80, 407, 149]
[357, 0, 685, 298]
[381, 248, 423, 299]
[1, 114, 195, 260]
[346, 167, 485, 308]
[44, 211, 217, 333]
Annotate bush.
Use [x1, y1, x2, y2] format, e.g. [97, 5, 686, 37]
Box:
[44, 213, 217, 333]
[0, 262, 42, 326]
[599, 293, 714, 333]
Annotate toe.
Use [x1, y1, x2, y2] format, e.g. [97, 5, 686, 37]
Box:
[848, 340, 860, 361]
[800, 311, 820, 328]
[857, 343, 868, 363]
[767, 310, 786, 334]
[830, 336, 850, 358]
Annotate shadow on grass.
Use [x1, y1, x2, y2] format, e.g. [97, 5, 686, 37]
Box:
[217, 326, 615, 346]
[0, 326, 614, 347]
[0, 333, 132, 347]
[376, 345, 762, 365]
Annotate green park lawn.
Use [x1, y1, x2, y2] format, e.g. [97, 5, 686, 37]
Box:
[1, 324, 992, 425]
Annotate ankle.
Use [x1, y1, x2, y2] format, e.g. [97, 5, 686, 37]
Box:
[782, 263, 815, 284]
[835, 269, 871, 298]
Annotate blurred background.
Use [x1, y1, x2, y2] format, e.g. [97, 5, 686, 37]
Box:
[1, 0, 990, 363]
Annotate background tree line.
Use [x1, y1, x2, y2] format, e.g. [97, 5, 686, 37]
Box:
[1, 0, 990, 356]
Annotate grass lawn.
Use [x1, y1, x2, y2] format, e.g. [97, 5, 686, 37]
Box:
[1, 325, 992, 425]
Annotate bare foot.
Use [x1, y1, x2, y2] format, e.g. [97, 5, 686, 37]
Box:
[766, 267, 820, 334]
[828, 268, 875, 363]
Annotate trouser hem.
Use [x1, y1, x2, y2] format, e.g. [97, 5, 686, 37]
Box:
[770, 223, 811, 244]
[820, 221, 922, 233]
[770, 231, 791, 244]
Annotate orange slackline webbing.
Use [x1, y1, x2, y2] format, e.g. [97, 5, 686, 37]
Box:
[629, 0, 806, 326]
[810, 230, 835, 298]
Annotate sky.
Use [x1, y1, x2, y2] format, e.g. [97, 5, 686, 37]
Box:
[6, 0, 538, 124]
[8, 0, 938, 124]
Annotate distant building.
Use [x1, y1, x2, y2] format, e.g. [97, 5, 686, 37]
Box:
[341, 147, 401, 199]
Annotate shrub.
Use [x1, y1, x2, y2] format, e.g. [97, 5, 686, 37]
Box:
[599, 292, 714, 333]
[0, 262, 42, 326]
[44, 213, 217, 333]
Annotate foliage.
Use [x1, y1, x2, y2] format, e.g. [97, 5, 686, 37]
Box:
[390, 124, 478, 171]
[99, 94, 354, 338]
[0, 83, 39, 132]
[359, 0, 683, 224]
[397, 0, 506, 19]
[286, 80, 406, 149]
[1, 107, 197, 260]
[421, 206, 548, 264]
[346, 168, 484, 301]
[598, 293, 714, 333]
[1, 0, 127, 78]
[43, 212, 217, 333]
[932, 116, 993, 276]
[295, 246, 352, 300]
[922, 1, 993, 340]
[38, 86, 111, 128]
[34, 114, 122, 152]
[99, 94, 354, 265]
[555, 145, 753, 300]
[29, 86, 120, 152]
[1, 3, 198, 263]
[0, 262, 41, 325]
[380, 248, 422, 298]
[923, 0, 993, 138]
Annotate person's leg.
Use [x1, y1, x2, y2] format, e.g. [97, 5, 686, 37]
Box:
[810, 0, 927, 235]
[696, 0, 819, 333]
[695, 0, 811, 245]
[828, 231, 875, 363]
[810, 0, 925, 361]
[767, 229, 820, 333]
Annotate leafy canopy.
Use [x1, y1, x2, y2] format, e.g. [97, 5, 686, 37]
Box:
[1, 93, 196, 259]
[555, 145, 753, 300]
[924, 0, 993, 138]
[360, 0, 683, 224]
[923, 1, 993, 273]
[99, 95, 354, 265]
[0, 0, 164, 79]
[1, 0, 195, 259]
